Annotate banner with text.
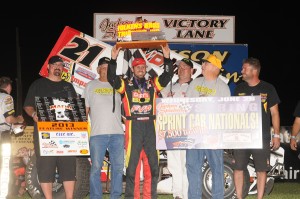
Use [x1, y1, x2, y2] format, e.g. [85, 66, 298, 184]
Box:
[39, 26, 125, 96]
[168, 43, 248, 94]
[35, 96, 89, 156]
[39, 26, 208, 96]
[156, 96, 262, 149]
[94, 14, 235, 43]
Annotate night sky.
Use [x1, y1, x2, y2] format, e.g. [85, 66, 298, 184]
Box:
[1, 1, 298, 126]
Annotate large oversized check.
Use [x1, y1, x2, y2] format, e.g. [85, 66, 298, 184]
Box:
[156, 96, 262, 149]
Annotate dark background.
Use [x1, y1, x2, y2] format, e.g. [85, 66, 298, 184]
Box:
[1, 1, 299, 126]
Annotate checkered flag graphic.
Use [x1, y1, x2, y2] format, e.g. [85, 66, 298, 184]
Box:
[123, 48, 142, 78]
[122, 48, 160, 79]
[178, 102, 193, 113]
[49, 140, 57, 146]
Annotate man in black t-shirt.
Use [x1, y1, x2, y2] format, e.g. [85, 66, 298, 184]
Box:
[233, 57, 281, 199]
[23, 55, 77, 199]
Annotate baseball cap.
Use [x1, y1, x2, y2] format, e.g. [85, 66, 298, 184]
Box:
[132, 58, 146, 67]
[98, 57, 110, 66]
[181, 58, 193, 68]
[48, 55, 64, 64]
[202, 54, 223, 71]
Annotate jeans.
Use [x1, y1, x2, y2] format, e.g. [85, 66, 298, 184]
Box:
[89, 134, 124, 199]
[186, 149, 224, 199]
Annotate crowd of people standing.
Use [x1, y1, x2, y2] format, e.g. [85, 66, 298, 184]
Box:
[1, 42, 300, 199]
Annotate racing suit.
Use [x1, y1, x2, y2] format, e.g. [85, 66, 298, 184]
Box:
[108, 57, 173, 199]
[135, 149, 151, 199]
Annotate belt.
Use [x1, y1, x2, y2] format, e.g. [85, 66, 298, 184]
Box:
[126, 115, 156, 121]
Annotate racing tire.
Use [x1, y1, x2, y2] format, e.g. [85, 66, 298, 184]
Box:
[202, 156, 250, 199]
[25, 154, 65, 199]
[73, 157, 91, 199]
[25, 154, 90, 199]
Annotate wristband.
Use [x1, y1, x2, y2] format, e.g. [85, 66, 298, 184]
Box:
[272, 134, 280, 138]
[31, 112, 37, 118]
[291, 135, 297, 140]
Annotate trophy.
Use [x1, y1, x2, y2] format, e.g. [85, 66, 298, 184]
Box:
[116, 17, 167, 49]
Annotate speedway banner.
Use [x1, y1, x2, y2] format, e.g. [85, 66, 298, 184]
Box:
[35, 97, 90, 156]
[156, 96, 263, 149]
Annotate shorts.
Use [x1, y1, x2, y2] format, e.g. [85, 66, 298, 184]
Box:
[233, 140, 271, 172]
[36, 155, 76, 183]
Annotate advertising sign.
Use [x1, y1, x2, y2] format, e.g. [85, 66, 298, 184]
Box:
[39, 26, 247, 96]
[39, 26, 125, 96]
[156, 96, 262, 149]
[94, 14, 235, 43]
[35, 96, 89, 156]
[169, 43, 248, 93]
[38, 26, 204, 95]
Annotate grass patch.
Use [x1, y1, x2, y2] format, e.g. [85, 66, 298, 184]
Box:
[19, 181, 300, 199]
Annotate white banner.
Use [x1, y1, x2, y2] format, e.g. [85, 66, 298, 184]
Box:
[156, 96, 262, 149]
[94, 14, 235, 43]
